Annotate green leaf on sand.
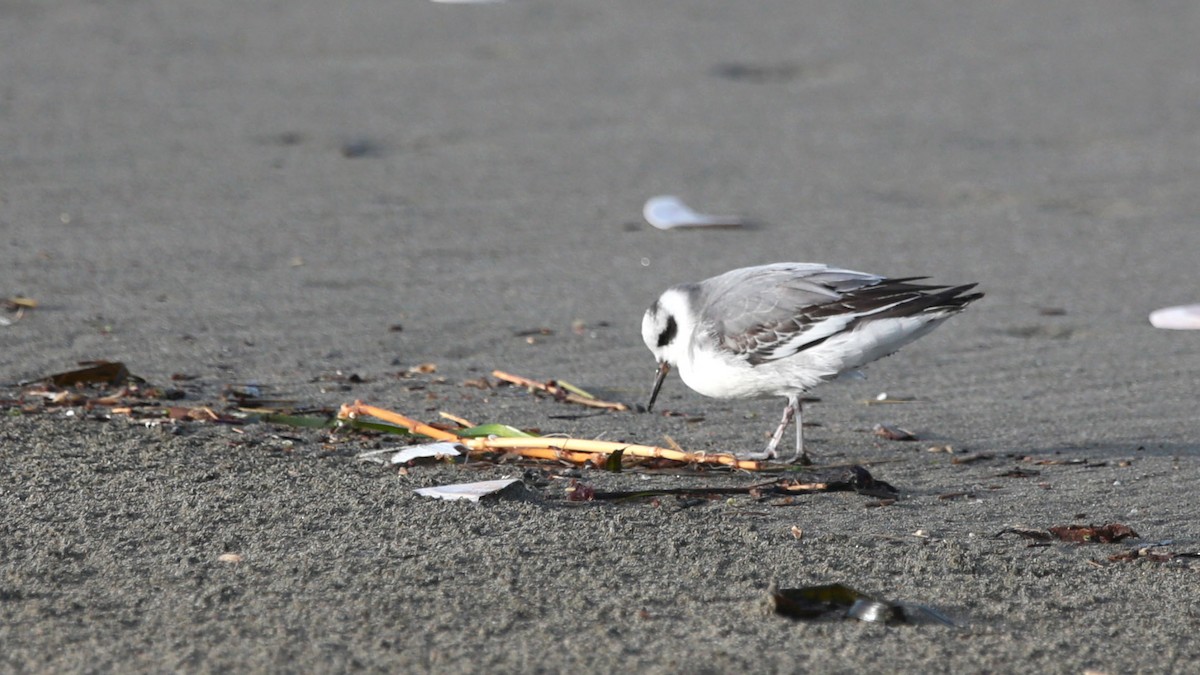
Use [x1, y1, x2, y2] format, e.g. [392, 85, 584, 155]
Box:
[457, 423, 535, 438]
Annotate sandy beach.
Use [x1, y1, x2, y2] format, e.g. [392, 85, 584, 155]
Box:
[3, 0, 1200, 671]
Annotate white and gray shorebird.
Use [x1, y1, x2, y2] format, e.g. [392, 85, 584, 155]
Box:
[641, 263, 983, 463]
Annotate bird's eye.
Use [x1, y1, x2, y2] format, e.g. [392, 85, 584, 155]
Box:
[657, 315, 678, 347]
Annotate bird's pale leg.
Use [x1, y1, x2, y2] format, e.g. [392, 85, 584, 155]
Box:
[791, 400, 812, 465]
[743, 395, 797, 460]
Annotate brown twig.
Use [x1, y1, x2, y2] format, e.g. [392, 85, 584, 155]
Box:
[340, 403, 460, 442]
[438, 411, 475, 428]
[491, 370, 630, 411]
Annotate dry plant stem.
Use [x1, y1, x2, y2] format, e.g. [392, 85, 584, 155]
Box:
[491, 370, 630, 411]
[338, 401, 765, 471]
[438, 411, 475, 428]
[471, 436, 765, 470]
[491, 446, 598, 464]
[340, 403, 461, 442]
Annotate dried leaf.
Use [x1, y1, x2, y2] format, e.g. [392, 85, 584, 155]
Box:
[1048, 523, 1139, 544]
[997, 523, 1140, 544]
[873, 424, 917, 441]
[46, 361, 131, 387]
[602, 447, 625, 472]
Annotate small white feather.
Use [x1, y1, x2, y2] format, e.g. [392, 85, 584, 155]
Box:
[391, 442, 463, 464]
[1149, 304, 1200, 330]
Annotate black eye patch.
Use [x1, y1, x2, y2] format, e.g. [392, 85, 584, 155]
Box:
[657, 315, 678, 347]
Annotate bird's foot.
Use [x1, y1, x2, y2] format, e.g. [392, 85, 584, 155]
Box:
[740, 447, 777, 461]
[786, 451, 813, 466]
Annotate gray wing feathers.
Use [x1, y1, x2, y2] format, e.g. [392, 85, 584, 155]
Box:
[697, 264, 980, 366]
[699, 264, 882, 338]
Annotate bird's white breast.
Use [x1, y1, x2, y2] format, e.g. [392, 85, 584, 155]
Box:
[676, 312, 954, 400]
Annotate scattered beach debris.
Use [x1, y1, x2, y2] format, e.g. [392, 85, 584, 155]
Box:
[4, 363, 901, 496]
[770, 583, 956, 626]
[1105, 542, 1200, 565]
[643, 195, 744, 230]
[997, 523, 1139, 544]
[1148, 303, 1200, 330]
[338, 400, 767, 470]
[414, 478, 521, 503]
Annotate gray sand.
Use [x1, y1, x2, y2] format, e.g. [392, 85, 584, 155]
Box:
[3, 0, 1200, 672]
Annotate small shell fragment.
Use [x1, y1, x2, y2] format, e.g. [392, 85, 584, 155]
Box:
[414, 478, 520, 502]
[1149, 303, 1200, 330]
[391, 442, 463, 464]
[643, 195, 743, 230]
